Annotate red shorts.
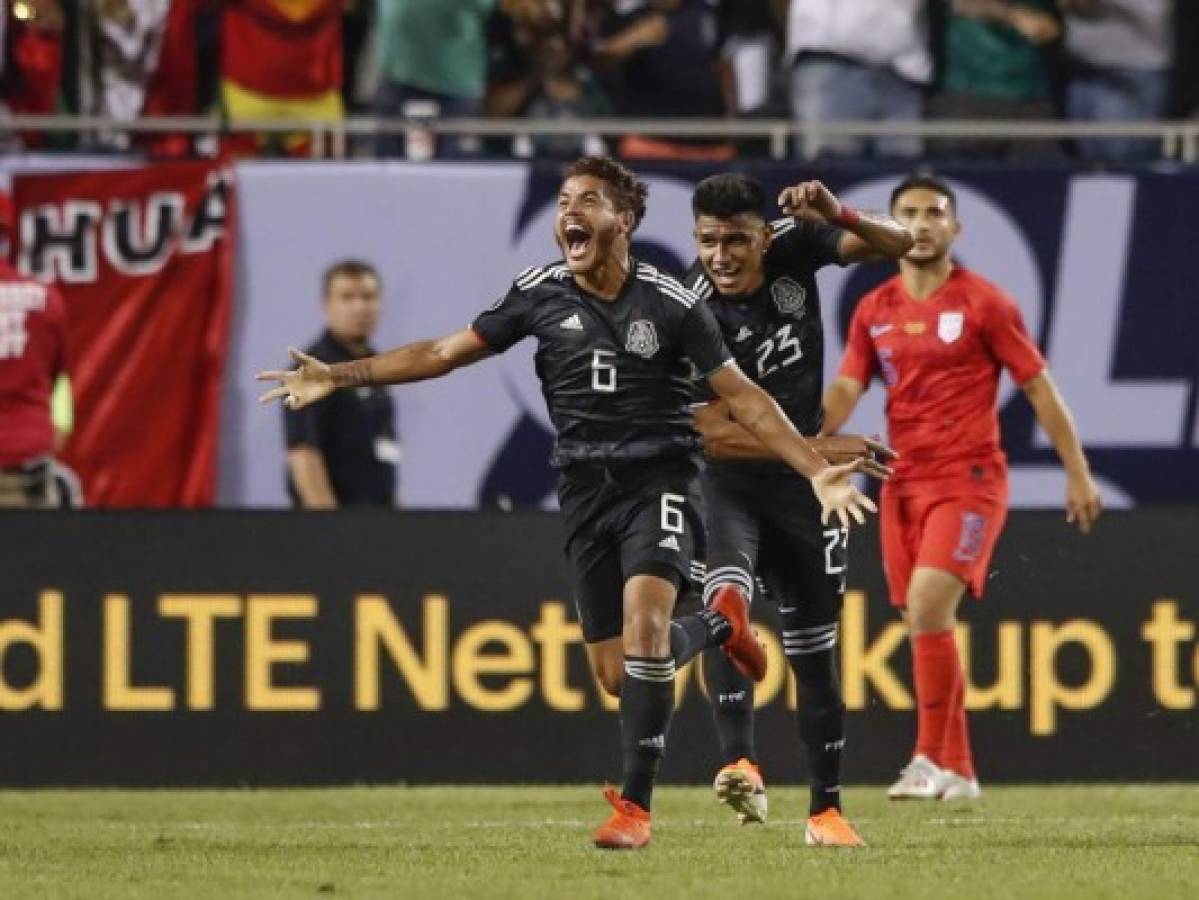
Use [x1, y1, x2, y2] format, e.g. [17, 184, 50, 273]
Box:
[880, 468, 1008, 608]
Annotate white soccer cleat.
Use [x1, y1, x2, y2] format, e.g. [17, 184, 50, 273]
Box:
[713, 758, 768, 825]
[887, 755, 948, 800]
[940, 772, 982, 801]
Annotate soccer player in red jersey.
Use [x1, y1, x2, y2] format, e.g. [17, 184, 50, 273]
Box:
[822, 174, 1103, 800]
[0, 258, 72, 507]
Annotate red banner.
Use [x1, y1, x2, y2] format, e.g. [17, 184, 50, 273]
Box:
[11, 159, 236, 507]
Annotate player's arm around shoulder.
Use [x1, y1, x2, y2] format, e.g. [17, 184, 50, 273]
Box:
[705, 363, 877, 527]
[695, 399, 893, 477]
[776, 179, 914, 263]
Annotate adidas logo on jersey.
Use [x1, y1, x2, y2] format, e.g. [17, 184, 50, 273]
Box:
[658, 534, 681, 551]
[560, 314, 584, 331]
[734, 325, 754, 343]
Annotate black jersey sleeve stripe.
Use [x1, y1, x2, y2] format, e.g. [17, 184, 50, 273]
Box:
[657, 280, 697, 309]
[771, 217, 796, 235]
[654, 273, 698, 306]
[519, 265, 568, 291]
[515, 266, 546, 289]
[690, 276, 714, 300]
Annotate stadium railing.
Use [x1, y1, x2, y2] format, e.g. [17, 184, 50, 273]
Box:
[3, 115, 1199, 163]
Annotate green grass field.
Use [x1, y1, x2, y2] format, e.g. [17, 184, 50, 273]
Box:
[0, 785, 1196, 899]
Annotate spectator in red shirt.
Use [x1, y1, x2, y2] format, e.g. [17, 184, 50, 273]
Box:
[823, 174, 1101, 801]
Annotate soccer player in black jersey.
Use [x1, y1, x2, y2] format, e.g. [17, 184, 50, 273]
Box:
[684, 173, 911, 846]
[257, 157, 875, 851]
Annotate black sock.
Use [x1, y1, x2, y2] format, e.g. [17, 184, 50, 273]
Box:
[620, 655, 676, 812]
[668, 608, 732, 668]
[786, 629, 845, 815]
[703, 647, 756, 764]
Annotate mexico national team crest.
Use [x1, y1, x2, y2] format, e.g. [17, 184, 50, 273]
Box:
[938, 311, 964, 343]
[771, 277, 806, 318]
[626, 319, 659, 359]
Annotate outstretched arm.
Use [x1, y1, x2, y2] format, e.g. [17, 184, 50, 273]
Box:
[257, 328, 491, 410]
[1022, 371, 1102, 533]
[777, 180, 914, 262]
[820, 375, 867, 436]
[707, 363, 877, 526]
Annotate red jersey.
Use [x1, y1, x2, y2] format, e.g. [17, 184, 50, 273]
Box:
[0, 261, 67, 467]
[221, 0, 342, 99]
[839, 267, 1044, 487]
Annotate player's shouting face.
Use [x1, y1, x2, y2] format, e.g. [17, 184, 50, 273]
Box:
[555, 174, 632, 276]
[693, 213, 771, 297]
[892, 187, 960, 265]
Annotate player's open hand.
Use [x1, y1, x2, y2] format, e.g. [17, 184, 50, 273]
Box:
[812, 434, 897, 481]
[1065, 470, 1102, 535]
[811, 459, 878, 528]
[778, 180, 841, 223]
[256, 348, 336, 410]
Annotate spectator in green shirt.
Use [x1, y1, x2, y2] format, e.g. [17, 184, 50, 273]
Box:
[373, 0, 498, 157]
[930, 0, 1063, 158]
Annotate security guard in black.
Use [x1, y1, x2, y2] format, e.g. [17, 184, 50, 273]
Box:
[285, 329, 398, 506]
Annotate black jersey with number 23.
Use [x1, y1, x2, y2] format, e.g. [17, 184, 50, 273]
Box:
[685, 217, 844, 436]
[472, 258, 733, 466]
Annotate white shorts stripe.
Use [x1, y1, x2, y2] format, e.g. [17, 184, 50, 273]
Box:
[784, 636, 838, 656]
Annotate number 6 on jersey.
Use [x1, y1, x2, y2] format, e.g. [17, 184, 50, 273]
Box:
[592, 349, 616, 392]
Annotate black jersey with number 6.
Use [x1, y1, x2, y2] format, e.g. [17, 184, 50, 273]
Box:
[472, 259, 733, 466]
[685, 217, 845, 436]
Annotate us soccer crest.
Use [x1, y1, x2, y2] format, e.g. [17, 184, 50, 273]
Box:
[771, 277, 806, 318]
[938, 311, 964, 343]
[626, 319, 659, 359]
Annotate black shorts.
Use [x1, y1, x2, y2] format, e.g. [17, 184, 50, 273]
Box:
[558, 454, 704, 644]
[698, 462, 848, 633]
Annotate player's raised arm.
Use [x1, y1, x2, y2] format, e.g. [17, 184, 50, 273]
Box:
[257, 328, 490, 410]
[1021, 372, 1102, 534]
[706, 363, 877, 526]
[777, 180, 914, 262]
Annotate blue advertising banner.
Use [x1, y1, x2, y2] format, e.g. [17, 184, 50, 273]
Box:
[220, 162, 1199, 510]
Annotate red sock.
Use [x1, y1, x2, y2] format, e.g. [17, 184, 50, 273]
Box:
[940, 659, 976, 779]
[912, 630, 958, 765]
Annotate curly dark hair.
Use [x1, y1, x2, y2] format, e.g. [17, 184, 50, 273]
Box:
[561, 156, 649, 231]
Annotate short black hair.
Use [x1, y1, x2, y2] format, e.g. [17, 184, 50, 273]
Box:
[691, 174, 766, 221]
[890, 173, 957, 214]
[562, 156, 649, 230]
[322, 259, 380, 297]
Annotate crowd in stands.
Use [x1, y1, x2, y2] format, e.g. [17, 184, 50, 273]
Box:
[1, 0, 1196, 161]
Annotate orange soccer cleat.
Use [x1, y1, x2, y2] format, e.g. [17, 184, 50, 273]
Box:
[592, 787, 652, 850]
[710, 585, 768, 681]
[713, 757, 768, 825]
[804, 808, 866, 847]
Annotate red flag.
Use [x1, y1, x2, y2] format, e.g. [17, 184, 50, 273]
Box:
[11, 159, 236, 507]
